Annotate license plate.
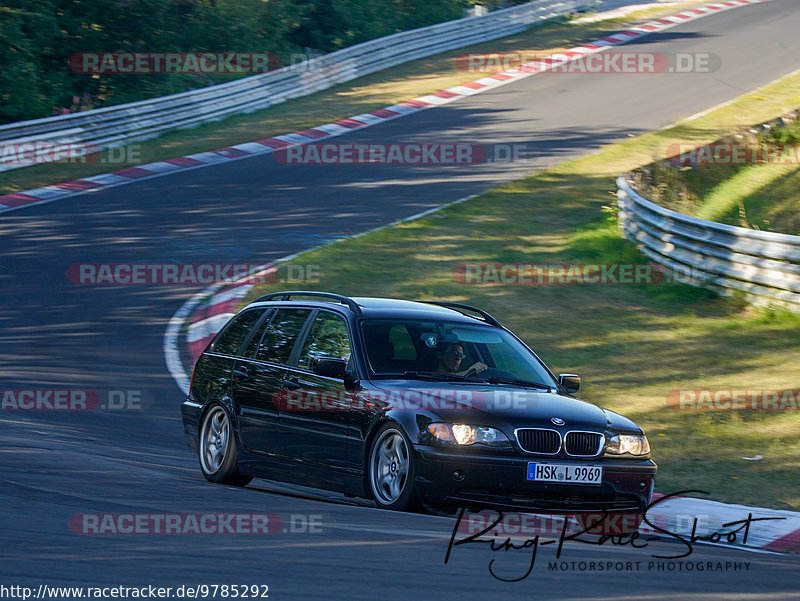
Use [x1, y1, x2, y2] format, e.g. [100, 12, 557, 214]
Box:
[527, 463, 602, 485]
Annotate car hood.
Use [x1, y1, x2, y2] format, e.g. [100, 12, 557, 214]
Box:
[367, 382, 634, 432]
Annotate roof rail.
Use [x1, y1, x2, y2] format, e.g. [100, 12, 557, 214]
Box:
[254, 291, 362, 315]
[420, 301, 501, 327]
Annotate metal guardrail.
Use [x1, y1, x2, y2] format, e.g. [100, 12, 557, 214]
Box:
[617, 175, 800, 310]
[0, 0, 632, 172]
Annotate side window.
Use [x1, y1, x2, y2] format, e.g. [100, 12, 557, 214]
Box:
[388, 324, 416, 360]
[213, 309, 266, 356]
[297, 311, 351, 371]
[255, 309, 312, 365]
[242, 309, 273, 357]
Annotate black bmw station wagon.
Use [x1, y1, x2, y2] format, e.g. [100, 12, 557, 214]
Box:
[181, 292, 656, 512]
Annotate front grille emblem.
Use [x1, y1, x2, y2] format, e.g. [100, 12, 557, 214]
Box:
[551, 417, 565, 426]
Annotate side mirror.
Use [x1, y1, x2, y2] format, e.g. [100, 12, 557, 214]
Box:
[559, 374, 581, 394]
[312, 357, 347, 379]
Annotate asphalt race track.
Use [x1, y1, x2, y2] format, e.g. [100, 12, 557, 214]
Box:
[1, 1, 799, 599]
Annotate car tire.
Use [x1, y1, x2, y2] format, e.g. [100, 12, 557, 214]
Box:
[367, 423, 421, 511]
[199, 404, 252, 487]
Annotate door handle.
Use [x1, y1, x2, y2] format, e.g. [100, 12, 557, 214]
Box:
[233, 366, 249, 381]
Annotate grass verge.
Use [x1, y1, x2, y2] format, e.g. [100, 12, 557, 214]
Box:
[0, 1, 711, 197]
[243, 69, 800, 511]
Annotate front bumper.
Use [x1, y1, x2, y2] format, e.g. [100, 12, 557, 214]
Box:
[414, 445, 656, 513]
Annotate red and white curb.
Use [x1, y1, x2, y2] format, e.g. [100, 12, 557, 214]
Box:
[645, 493, 800, 554]
[0, 0, 771, 215]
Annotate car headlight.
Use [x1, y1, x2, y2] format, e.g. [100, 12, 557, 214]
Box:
[605, 433, 650, 456]
[427, 423, 510, 447]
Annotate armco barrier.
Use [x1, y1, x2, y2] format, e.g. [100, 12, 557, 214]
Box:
[0, 0, 637, 172]
[617, 175, 800, 310]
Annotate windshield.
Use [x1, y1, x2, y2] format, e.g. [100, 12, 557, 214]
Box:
[361, 319, 556, 387]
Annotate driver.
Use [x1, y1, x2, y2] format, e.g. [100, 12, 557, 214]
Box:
[436, 343, 487, 376]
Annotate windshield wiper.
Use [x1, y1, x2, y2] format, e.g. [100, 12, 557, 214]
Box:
[400, 370, 477, 382]
[480, 376, 556, 391]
